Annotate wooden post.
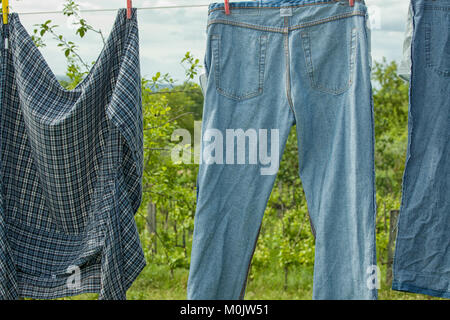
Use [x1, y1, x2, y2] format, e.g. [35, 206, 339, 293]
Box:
[146, 202, 157, 255]
[386, 210, 400, 286]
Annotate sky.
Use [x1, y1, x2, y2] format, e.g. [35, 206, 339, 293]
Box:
[7, 0, 410, 82]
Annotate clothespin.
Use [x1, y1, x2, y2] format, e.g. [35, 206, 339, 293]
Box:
[224, 0, 230, 15]
[349, 0, 355, 7]
[2, 0, 8, 25]
[127, 0, 132, 19]
[2, 0, 9, 50]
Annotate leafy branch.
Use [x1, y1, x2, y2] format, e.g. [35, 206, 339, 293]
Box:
[30, 0, 105, 83]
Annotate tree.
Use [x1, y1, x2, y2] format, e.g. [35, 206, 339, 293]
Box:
[372, 59, 409, 197]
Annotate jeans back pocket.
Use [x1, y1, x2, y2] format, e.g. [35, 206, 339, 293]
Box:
[211, 31, 267, 101]
[301, 20, 358, 95]
[425, 8, 450, 77]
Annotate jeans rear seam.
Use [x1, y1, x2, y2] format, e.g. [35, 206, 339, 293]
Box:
[284, 18, 298, 122]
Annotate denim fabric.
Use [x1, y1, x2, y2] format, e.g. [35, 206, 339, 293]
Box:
[393, 0, 450, 299]
[188, 0, 377, 300]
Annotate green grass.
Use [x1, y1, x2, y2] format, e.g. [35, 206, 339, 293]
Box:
[62, 263, 445, 300]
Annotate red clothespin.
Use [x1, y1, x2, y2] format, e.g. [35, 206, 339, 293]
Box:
[127, 0, 132, 19]
[224, 0, 231, 15]
[349, 0, 355, 7]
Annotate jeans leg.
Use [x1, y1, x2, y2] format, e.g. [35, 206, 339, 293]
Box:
[188, 27, 295, 299]
[289, 12, 377, 300]
[393, 0, 450, 298]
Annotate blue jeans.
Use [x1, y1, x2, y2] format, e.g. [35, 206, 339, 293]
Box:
[393, 0, 450, 299]
[188, 0, 377, 300]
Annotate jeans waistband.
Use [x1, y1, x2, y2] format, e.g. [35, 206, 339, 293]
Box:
[207, 0, 367, 33]
[208, 0, 365, 14]
[414, 0, 450, 5]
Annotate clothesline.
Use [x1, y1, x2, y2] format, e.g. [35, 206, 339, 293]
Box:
[5, 4, 210, 95]
[10, 4, 211, 16]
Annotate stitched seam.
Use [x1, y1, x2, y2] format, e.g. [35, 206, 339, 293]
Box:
[259, 35, 267, 94]
[301, 32, 316, 92]
[290, 11, 365, 30]
[217, 88, 262, 100]
[212, 34, 221, 100]
[349, 28, 357, 86]
[393, 283, 450, 297]
[424, 5, 450, 11]
[398, 269, 450, 277]
[208, 19, 285, 33]
[208, 12, 366, 33]
[425, 23, 433, 68]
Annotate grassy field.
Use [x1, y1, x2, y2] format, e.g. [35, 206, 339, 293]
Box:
[65, 263, 444, 300]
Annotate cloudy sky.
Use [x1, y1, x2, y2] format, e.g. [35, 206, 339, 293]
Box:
[8, 0, 410, 82]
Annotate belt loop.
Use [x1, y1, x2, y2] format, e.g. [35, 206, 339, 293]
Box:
[224, 0, 230, 15]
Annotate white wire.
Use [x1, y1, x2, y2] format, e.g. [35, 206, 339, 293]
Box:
[14, 4, 211, 16]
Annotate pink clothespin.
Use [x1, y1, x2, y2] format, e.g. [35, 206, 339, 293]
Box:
[127, 0, 132, 19]
[349, 0, 355, 7]
[224, 0, 231, 15]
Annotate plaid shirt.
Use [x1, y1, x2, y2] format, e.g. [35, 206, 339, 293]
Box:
[0, 9, 145, 300]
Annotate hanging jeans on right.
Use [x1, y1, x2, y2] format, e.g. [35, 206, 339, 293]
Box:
[188, 0, 377, 300]
[393, 0, 450, 299]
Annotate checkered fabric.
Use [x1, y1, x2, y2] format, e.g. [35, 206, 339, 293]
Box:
[0, 9, 145, 300]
